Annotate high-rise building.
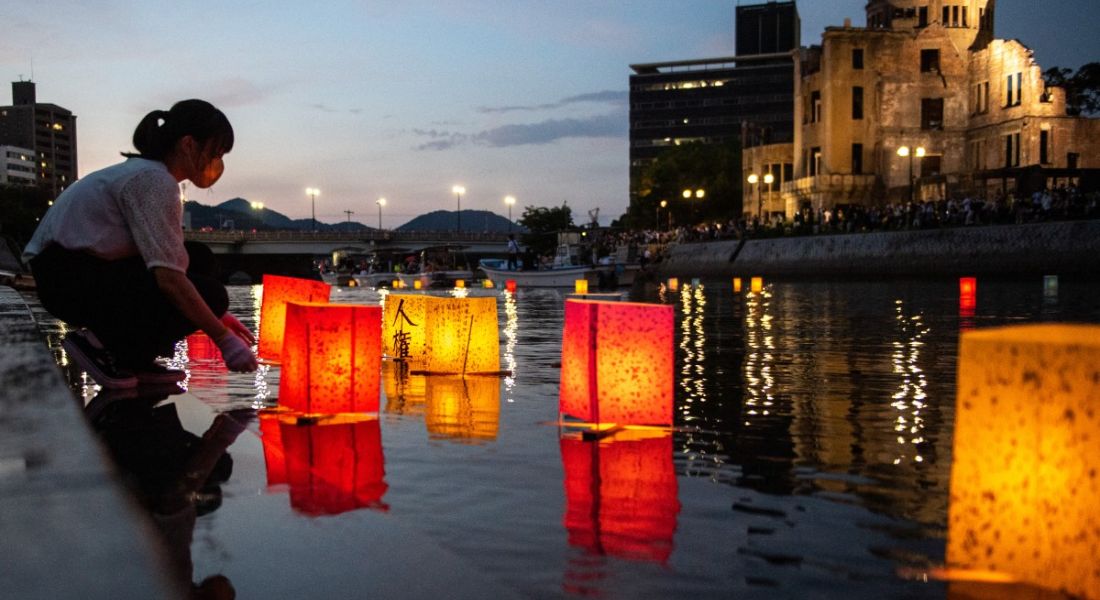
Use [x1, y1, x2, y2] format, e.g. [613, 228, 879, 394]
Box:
[0, 81, 78, 196]
[0, 145, 36, 186]
[628, 1, 799, 214]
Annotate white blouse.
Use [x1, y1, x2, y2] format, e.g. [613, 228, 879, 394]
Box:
[23, 157, 189, 273]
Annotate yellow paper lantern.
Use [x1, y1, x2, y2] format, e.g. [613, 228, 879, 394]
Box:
[559, 299, 674, 427]
[258, 275, 331, 360]
[392, 279, 401, 289]
[575, 279, 588, 294]
[750, 277, 763, 293]
[732, 277, 742, 293]
[424, 297, 500, 374]
[948, 324, 1100, 599]
[424, 375, 501, 441]
[414, 279, 423, 290]
[455, 279, 465, 289]
[483, 279, 494, 289]
[382, 294, 430, 361]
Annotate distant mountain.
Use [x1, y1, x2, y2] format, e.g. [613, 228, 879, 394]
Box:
[397, 210, 524, 233]
[184, 198, 371, 232]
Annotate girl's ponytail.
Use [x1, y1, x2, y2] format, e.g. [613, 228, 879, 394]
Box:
[123, 101, 233, 161]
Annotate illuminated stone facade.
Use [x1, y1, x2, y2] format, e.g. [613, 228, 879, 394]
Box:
[742, 0, 1100, 219]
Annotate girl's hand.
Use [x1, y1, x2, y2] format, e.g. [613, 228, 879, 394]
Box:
[220, 312, 255, 345]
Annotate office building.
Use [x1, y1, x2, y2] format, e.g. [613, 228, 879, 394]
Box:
[0, 81, 78, 196]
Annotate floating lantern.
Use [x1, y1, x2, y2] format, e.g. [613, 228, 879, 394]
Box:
[382, 294, 430, 361]
[948, 324, 1100, 599]
[413, 279, 423, 290]
[505, 279, 517, 293]
[278, 302, 382, 415]
[667, 278, 679, 292]
[455, 279, 465, 289]
[559, 300, 674, 427]
[575, 279, 588, 295]
[279, 418, 388, 516]
[424, 375, 501, 441]
[690, 278, 700, 287]
[258, 275, 331, 360]
[561, 432, 680, 562]
[733, 277, 742, 293]
[483, 279, 494, 289]
[750, 277, 763, 293]
[1043, 275, 1058, 297]
[959, 277, 976, 296]
[424, 297, 500, 375]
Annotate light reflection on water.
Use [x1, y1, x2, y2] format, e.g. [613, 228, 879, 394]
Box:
[27, 277, 1100, 598]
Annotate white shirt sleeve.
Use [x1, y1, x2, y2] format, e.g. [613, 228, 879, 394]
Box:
[117, 170, 190, 272]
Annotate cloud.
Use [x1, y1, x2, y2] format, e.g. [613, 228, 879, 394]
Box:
[477, 90, 626, 114]
[308, 103, 364, 114]
[413, 111, 626, 151]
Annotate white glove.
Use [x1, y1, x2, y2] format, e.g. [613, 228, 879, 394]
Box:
[215, 332, 258, 372]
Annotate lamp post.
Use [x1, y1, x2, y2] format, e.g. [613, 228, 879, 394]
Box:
[682, 188, 705, 224]
[763, 173, 775, 218]
[452, 185, 465, 233]
[376, 197, 386, 231]
[305, 187, 320, 232]
[747, 173, 760, 219]
[897, 145, 926, 204]
[504, 195, 516, 232]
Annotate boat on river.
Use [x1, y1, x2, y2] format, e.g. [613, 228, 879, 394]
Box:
[397, 245, 474, 289]
[480, 242, 639, 288]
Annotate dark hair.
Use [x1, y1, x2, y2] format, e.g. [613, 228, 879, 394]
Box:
[123, 99, 234, 160]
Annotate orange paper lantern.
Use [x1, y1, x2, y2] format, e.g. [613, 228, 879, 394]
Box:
[278, 302, 382, 415]
[414, 279, 423, 290]
[258, 275, 331, 360]
[561, 432, 680, 562]
[424, 375, 501, 441]
[750, 277, 763, 293]
[667, 278, 679, 292]
[560, 300, 674, 426]
[732, 277, 742, 293]
[455, 279, 465, 289]
[279, 419, 388, 516]
[959, 276, 976, 296]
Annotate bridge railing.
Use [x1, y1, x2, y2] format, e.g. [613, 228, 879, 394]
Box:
[183, 229, 510, 244]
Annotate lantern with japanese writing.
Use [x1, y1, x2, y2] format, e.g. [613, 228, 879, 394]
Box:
[561, 431, 680, 562]
[423, 296, 500, 375]
[382, 294, 430, 362]
[948, 324, 1100, 599]
[278, 302, 382, 415]
[279, 418, 388, 516]
[258, 275, 330, 360]
[424, 375, 500, 441]
[559, 299, 674, 427]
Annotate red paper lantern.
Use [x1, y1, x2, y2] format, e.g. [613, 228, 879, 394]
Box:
[959, 277, 977, 297]
[506, 280, 517, 293]
[279, 418, 388, 516]
[560, 300, 674, 426]
[278, 302, 382, 415]
[259, 275, 331, 360]
[561, 432, 680, 562]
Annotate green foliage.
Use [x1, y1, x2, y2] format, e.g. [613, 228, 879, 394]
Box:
[1043, 63, 1100, 116]
[516, 203, 573, 257]
[0, 185, 51, 249]
[621, 140, 742, 229]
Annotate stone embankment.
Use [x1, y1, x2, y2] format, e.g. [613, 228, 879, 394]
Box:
[659, 220, 1100, 278]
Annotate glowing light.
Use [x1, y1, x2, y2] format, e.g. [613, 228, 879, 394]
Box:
[750, 277, 763, 293]
[506, 280, 517, 293]
[575, 279, 588, 294]
[667, 278, 679, 292]
[424, 375, 501, 441]
[733, 277, 742, 293]
[258, 275, 331, 361]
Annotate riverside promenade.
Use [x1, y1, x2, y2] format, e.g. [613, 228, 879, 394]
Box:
[658, 219, 1100, 278]
[0, 286, 179, 599]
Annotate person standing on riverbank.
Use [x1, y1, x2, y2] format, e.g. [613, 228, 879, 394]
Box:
[23, 99, 257, 389]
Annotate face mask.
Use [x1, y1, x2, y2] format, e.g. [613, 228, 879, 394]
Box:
[188, 142, 225, 188]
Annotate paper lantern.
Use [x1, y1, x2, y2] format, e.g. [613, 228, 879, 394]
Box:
[278, 302, 382, 415]
[483, 279, 494, 289]
[259, 413, 288, 489]
[948, 324, 1100, 599]
[561, 432, 680, 562]
[382, 294, 431, 362]
[959, 277, 976, 297]
[505, 280, 517, 293]
[1043, 275, 1058, 297]
[667, 278, 679, 292]
[424, 297, 500, 374]
[750, 277, 763, 293]
[258, 275, 331, 360]
[559, 300, 674, 426]
[575, 279, 588, 294]
[280, 418, 388, 516]
[733, 278, 742, 293]
[424, 375, 501, 441]
[414, 279, 423, 290]
[455, 279, 465, 289]
[392, 279, 401, 289]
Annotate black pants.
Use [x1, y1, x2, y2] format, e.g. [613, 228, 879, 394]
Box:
[507, 252, 518, 270]
[30, 242, 227, 368]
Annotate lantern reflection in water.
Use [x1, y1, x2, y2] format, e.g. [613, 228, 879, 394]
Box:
[381, 361, 427, 416]
[948, 325, 1100, 599]
[182, 333, 228, 391]
[559, 300, 674, 427]
[424, 375, 501, 442]
[560, 431, 680, 563]
[258, 275, 331, 361]
[278, 302, 382, 415]
[260, 415, 388, 516]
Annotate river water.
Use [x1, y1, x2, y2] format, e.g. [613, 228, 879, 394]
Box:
[34, 277, 1100, 598]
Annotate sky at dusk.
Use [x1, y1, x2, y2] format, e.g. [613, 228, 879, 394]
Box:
[3, 1, 1098, 227]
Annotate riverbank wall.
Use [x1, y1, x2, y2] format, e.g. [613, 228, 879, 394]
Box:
[658, 220, 1100, 279]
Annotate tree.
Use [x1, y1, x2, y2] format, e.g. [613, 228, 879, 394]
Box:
[621, 140, 742, 230]
[0, 184, 51, 251]
[516, 203, 573, 257]
[1043, 63, 1100, 116]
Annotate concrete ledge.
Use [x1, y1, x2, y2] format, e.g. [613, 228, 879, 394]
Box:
[659, 220, 1100, 278]
[0, 286, 180, 599]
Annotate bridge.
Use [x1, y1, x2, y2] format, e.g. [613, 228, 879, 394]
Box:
[183, 230, 511, 283]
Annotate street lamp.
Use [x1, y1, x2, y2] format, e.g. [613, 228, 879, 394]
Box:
[682, 188, 705, 224]
[376, 197, 386, 231]
[305, 187, 320, 231]
[452, 185, 465, 233]
[897, 145, 926, 203]
[504, 195, 516, 232]
[250, 201, 264, 210]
